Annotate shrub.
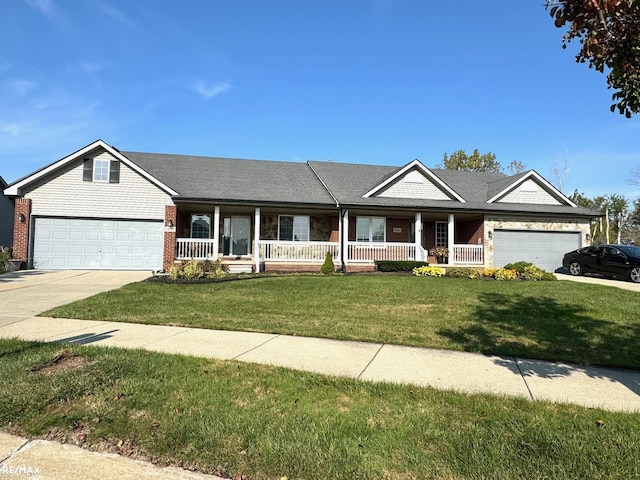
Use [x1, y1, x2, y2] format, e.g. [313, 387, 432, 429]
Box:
[182, 260, 204, 279]
[205, 260, 229, 279]
[376, 261, 429, 272]
[481, 268, 498, 278]
[445, 267, 480, 279]
[168, 265, 183, 280]
[413, 266, 446, 277]
[494, 268, 519, 281]
[522, 265, 545, 281]
[0, 246, 11, 274]
[541, 271, 558, 281]
[320, 251, 335, 275]
[503, 261, 535, 274]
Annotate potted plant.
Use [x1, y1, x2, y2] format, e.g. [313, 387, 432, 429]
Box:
[429, 246, 449, 264]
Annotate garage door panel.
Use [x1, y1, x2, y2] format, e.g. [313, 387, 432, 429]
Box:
[493, 230, 580, 272]
[34, 218, 163, 270]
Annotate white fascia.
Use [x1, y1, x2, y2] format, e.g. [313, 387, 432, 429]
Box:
[4, 139, 179, 197]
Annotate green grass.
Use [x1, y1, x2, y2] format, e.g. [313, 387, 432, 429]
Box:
[43, 275, 640, 370]
[2, 338, 639, 480]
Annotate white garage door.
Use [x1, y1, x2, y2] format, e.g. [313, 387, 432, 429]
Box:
[33, 217, 163, 270]
[493, 230, 581, 272]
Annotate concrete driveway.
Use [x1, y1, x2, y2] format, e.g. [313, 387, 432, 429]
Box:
[0, 270, 152, 327]
[556, 272, 640, 292]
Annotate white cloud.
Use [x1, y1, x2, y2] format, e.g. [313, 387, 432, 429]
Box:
[91, 1, 146, 35]
[26, 0, 55, 16]
[193, 81, 231, 99]
[5, 79, 36, 96]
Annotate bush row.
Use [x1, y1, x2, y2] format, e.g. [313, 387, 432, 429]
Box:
[375, 260, 429, 272]
[168, 259, 229, 280]
[437, 262, 556, 281]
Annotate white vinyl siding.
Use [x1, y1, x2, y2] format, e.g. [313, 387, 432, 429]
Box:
[377, 170, 452, 201]
[498, 179, 563, 205]
[24, 152, 173, 220]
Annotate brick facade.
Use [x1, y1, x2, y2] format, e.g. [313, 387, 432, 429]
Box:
[163, 205, 177, 270]
[12, 198, 31, 263]
[386, 218, 410, 242]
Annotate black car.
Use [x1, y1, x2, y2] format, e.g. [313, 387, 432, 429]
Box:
[563, 244, 640, 283]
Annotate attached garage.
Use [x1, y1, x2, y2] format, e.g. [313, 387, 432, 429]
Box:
[33, 217, 163, 270]
[493, 230, 581, 272]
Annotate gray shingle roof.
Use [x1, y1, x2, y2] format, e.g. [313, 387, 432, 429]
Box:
[122, 151, 337, 206]
[122, 151, 597, 217]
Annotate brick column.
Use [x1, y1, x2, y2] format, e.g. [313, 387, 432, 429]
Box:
[163, 205, 177, 271]
[13, 198, 31, 263]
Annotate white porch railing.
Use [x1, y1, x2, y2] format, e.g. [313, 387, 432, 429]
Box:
[176, 238, 484, 265]
[453, 244, 484, 265]
[259, 241, 340, 262]
[176, 239, 217, 260]
[348, 242, 417, 262]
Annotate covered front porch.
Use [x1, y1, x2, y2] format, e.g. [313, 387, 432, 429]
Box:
[167, 204, 485, 272]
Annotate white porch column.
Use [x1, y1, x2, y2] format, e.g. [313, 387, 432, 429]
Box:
[415, 212, 422, 261]
[447, 213, 455, 265]
[342, 209, 349, 268]
[213, 206, 220, 259]
[254, 207, 261, 273]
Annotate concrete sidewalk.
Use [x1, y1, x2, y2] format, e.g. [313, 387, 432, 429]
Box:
[1, 269, 640, 479]
[2, 315, 640, 413]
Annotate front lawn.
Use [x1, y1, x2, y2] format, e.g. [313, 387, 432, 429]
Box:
[42, 275, 640, 370]
[1, 339, 639, 480]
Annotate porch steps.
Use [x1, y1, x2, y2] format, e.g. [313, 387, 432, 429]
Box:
[223, 261, 254, 274]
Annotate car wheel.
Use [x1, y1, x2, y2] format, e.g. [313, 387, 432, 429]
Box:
[568, 261, 582, 276]
[629, 267, 640, 283]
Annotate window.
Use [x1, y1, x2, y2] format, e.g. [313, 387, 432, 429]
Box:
[83, 157, 120, 183]
[356, 217, 385, 242]
[191, 214, 211, 239]
[93, 159, 109, 182]
[435, 222, 448, 247]
[279, 215, 309, 241]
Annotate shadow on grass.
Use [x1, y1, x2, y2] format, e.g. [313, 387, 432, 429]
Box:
[437, 292, 640, 396]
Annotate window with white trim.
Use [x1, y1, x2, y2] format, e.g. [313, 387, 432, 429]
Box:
[93, 158, 110, 182]
[278, 215, 309, 241]
[356, 217, 385, 242]
[435, 221, 448, 247]
[191, 214, 211, 239]
[83, 157, 120, 183]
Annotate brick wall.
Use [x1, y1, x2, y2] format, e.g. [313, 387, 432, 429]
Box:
[386, 218, 410, 242]
[12, 198, 31, 262]
[329, 215, 339, 242]
[456, 218, 484, 245]
[163, 205, 177, 271]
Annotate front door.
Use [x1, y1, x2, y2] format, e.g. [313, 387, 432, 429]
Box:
[228, 216, 251, 256]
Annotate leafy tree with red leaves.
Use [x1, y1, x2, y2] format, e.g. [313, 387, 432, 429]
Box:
[546, 0, 640, 117]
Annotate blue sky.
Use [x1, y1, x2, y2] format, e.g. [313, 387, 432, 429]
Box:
[2, 0, 639, 201]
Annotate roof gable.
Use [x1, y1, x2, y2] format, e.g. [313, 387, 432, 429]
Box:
[362, 160, 466, 202]
[487, 170, 577, 207]
[4, 140, 178, 197]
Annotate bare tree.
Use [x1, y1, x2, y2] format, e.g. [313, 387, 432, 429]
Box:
[550, 154, 570, 193]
